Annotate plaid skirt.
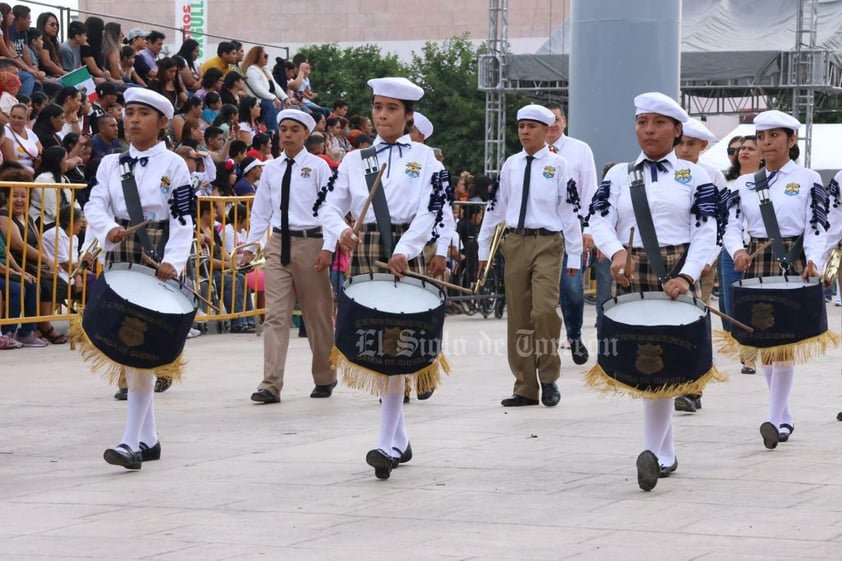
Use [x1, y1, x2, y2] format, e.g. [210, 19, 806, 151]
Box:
[614, 244, 689, 295]
[744, 237, 804, 279]
[105, 219, 169, 266]
[350, 223, 425, 276]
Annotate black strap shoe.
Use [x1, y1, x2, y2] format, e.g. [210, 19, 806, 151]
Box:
[103, 443, 142, 470]
[658, 458, 678, 478]
[139, 441, 161, 461]
[154, 377, 172, 393]
[113, 388, 128, 401]
[501, 395, 539, 407]
[391, 442, 412, 466]
[417, 389, 434, 400]
[636, 450, 659, 491]
[778, 423, 794, 442]
[760, 421, 779, 449]
[251, 389, 280, 404]
[674, 395, 697, 413]
[365, 449, 394, 480]
[310, 381, 337, 398]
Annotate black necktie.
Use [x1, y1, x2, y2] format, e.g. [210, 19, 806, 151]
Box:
[644, 159, 668, 182]
[517, 155, 534, 231]
[375, 141, 410, 178]
[280, 157, 293, 265]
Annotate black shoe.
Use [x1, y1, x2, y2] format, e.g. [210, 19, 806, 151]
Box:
[674, 395, 697, 413]
[403, 393, 410, 404]
[740, 364, 756, 375]
[570, 339, 589, 365]
[231, 324, 256, 334]
[366, 449, 394, 480]
[636, 450, 659, 491]
[139, 441, 161, 461]
[154, 377, 171, 393]
[417, 389, 434, 400]
[310, 381, 337, 398]
[251, 389, 280, 404]
[113, 388, 128, 401]
[501, 394, 540, 407]
[837, 411, 842, 422]
[540, 382, 561, 407]
[694, 397, 702, 410]
[391, 442, 412, 466]
[760, 421, 779, 449]
[103, 443, 142, 470]
[778, 423, 794, 442]
[659, 458, 678, 478]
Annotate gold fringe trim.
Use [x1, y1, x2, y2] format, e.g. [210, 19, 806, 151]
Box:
[714, 329, 841, 365]
[330, 346, 451, 397]
[584, 363, 727, 400]
[69, 315, 186, 387]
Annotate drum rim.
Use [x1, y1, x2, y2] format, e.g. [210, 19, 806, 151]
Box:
[602, 291, 707, 314]
[343, 272, 445, 300]
[732, 275, 819, 288]
[104, 262, 199, 309]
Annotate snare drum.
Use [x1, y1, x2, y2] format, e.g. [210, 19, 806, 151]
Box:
[587, 292, 723, 398]
[730, 276, 833, 352]
[333, 273, 448, 393]
[77, 263, 199, 373]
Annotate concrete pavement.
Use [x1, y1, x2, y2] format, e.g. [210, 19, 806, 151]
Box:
[1, 303, 842, 560]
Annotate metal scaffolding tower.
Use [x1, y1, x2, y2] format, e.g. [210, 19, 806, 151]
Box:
[478, 0, 508, 177]
[791, 0, 819, 167]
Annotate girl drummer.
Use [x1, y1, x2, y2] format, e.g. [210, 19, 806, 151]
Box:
[588, 92, 719, 491]
[82, 88, 195, 470]
[723, 110, 831, 450]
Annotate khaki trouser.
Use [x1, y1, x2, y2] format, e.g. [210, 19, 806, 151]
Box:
[258, 234, 336, 396]
[700, 262, 717, 306]
[501, 233, 564, 400]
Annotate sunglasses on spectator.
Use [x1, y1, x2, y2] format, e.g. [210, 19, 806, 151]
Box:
[727, 147, 738, 155]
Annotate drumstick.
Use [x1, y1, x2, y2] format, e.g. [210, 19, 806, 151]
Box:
[123, 219, 152, 237]
[623, 227, 635, 279]
[747, 239, 774, 261]
[373, 260, 474, 294]
[141, 253, 220, 313]
[704, 305, 754, 333]
[346, 164, 388, 280]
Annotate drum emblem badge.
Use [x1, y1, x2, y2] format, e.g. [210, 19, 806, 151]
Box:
[635, 343, 664, 375]
[300, 167, 312, 178]
[543, 165, 556, 179]
[118, 317, 148, 347]
[785, 183, 800, 196]
[381, 327, 402, 357]
[750, 303, 775, 330]
[674, 169, 691, 184]
[405, 162, 421, 178]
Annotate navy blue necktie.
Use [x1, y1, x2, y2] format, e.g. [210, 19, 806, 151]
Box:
[376, 141, 410, 177]
[644, 159, 668, 182]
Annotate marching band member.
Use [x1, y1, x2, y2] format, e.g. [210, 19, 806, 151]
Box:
[319, 77, 450, 480]
[724, 110, 834, 449]
[242, 109, 338, 404]
[81, 88, 195, 470]
[588, 92, 719, 491]
[477, 104, 583, 409]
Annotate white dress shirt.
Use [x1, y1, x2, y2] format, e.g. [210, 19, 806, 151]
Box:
[724, 160, 828, 268]
[41, 225, 76, 283]
[549, 134, 598, 223]
[824, 170, 842, 258]
[247, 148, 336, 252]
[699, 161, 728, 265]
[320, 134, 445, 260]
[85, 141, 195, 272]
[476, 146, 582, 267]
[589, 151, 716, 282]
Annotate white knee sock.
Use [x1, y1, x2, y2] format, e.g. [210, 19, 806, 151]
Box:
[769, 363, 794, 428]
[643, 398, 673, 465]
[377, 376, 405, 457]
[139, 394, 158, 446]
[763, 364, 773, 389]
[120, 371, 154, 450]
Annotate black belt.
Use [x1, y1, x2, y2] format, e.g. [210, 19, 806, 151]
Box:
[750, 236, 800, 244]
[364, 223, 410, 232]
[273, 227, 322, 238]
[505, 227, 559, 236]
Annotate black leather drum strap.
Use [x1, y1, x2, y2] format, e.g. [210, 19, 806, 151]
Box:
[359, 147, 393, 257]
[753, 168, 803, 271]
[119, 151, 160, 262]
[628, 162, 669, 286]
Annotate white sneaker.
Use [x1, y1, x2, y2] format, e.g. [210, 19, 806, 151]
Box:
[186, 327, 202, 339]
[835, 300, 841, 307]
[0, 334, 23, 349]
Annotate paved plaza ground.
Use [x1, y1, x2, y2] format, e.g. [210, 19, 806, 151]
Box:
[2, 302, 842, 560]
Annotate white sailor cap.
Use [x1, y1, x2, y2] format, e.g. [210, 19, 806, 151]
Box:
[754, 110, 801, 132]
[682, 118, 716, 143]
[516, 104, 555, 126]
[242, 157, 265, 175]
[276, 109, 316, 133]
[367, 77, 424, 101]
[412, 111, 434, 140]
[634, 92, 688, 123]
[123, 87, 174, 121]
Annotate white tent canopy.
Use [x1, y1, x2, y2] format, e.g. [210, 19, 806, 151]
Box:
[699, 124, 842, 183]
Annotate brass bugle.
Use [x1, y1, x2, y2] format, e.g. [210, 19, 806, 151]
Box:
[70, 237, 102, 277]
[223, 242, 266, 274]
[473, 223, 506, 293]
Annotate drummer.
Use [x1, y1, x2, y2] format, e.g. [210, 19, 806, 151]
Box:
[723, 110, 830, 449]
[476, 104, 583, 409]
[83, 88, 195, 470]
[318, 77, 450, 480]
[241, 109, 338, 404]
[588, 92, 717, 491]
